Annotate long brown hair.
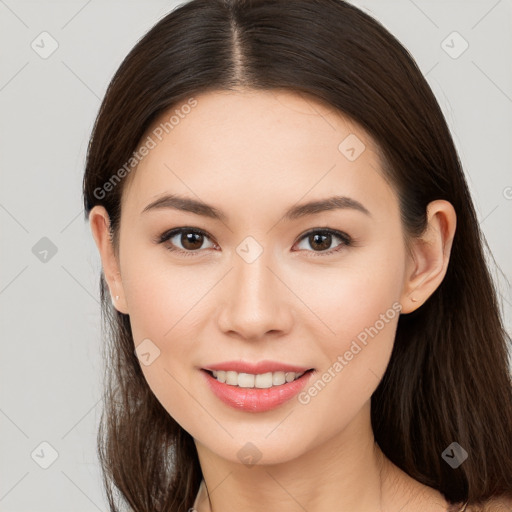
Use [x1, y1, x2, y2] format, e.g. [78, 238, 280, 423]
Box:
[82, 1, 512, 510]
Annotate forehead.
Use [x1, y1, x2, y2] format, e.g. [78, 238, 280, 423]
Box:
[121, 88, 395, 220]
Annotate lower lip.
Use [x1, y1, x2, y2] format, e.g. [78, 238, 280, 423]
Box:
[202, 369, 314, 413]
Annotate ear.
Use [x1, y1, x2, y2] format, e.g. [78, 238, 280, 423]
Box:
[89, 205, 129, 314]
[400, 200, 457, 314]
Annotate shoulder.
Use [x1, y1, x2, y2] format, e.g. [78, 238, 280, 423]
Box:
[468, 495, 512, 512]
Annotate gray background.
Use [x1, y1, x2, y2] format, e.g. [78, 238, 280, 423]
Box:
[1, 0, 511, 510]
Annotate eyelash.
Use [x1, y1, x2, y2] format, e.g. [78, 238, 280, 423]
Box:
[156, 227, 353, 258]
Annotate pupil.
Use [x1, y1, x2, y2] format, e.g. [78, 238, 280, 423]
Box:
[183, 232, 202, 250]
[311, 233, 330, 251]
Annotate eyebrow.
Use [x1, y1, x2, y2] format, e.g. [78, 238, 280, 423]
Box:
[141, 193, 371, 221]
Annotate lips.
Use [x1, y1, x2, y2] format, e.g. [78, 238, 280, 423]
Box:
[200, 360, 315, 412]
[202, 360, 312, 374]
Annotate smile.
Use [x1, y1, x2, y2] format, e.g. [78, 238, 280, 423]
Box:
[208, 369, 307, 388]
[201, 368, 315, 412]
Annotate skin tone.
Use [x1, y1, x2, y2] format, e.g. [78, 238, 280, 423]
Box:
[89, 88, 457, 511]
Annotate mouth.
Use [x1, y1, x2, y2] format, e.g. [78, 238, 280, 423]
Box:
[201, 368, 316, 413]
[202, 368, 314, 388]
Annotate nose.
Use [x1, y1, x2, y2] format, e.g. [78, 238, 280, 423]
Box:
[216, 248, 294, 342]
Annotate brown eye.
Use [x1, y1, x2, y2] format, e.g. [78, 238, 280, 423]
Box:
[158, 227, 215, 256]
[157, 227, 351, 258]
[295, 229, 351, 255]
[308, 232, 332, 251]
[180, 231, 205, 250]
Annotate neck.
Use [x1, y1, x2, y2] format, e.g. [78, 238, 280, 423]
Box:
[195, 401, 389, 512]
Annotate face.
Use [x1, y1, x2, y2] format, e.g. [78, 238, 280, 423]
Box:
[94, 89, 415, 465]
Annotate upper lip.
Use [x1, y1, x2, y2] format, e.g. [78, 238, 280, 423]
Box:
[202, 360, 313, 374]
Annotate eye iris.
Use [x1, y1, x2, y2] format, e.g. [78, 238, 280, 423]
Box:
[182, 232, 203, 250]
[310, 232, 331, 251]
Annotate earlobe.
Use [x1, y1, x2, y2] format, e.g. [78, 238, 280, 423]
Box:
[400, 200, 456, 314]
[89, 206, 129, 314]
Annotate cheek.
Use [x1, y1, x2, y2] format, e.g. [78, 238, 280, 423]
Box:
[120, 247, 214, 391]
[295, 240, 405, 342]
[121, 244, 205, 341]
[120, 253, 205, 428]
[296, 243, 405, 397]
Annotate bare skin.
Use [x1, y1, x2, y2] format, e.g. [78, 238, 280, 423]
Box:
[89, 88, 459, 511]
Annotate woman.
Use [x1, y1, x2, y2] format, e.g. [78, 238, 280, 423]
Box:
[83, 0, 512, 510]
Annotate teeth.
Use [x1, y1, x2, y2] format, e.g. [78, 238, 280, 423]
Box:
[211, 370, 306, 388]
